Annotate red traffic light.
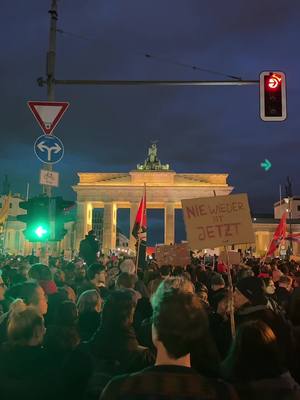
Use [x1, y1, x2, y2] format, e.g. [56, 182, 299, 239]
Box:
[266, 73, 282, 90]
[260, 71, 287, 121]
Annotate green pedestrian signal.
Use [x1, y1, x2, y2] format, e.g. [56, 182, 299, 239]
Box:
[35, 225, 48, 238]
[17, 195, 75, 242]
[17, 196, 51, 242]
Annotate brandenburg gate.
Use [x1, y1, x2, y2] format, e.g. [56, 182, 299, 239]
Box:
[73, 145, 233, 253]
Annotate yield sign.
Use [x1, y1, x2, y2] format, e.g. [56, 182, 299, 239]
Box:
[28, 101, 69, 135]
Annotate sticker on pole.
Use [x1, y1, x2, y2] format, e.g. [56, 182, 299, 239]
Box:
[28, 101, 69, 135]
[40, 169, 59, 187]
[34, 134, 64, 164]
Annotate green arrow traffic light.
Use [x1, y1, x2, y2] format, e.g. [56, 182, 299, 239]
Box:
[260, 159, 272, 171]
[28, 222, 50, 241]
[35, 225, 48, 238]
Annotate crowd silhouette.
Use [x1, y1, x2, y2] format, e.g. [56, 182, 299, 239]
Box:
[0, 252, 300, 399]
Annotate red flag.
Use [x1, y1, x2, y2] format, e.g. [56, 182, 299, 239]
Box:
[286, 233, 300, 243]
[132, 189, 147, 241]
[266, 212, 287, 256]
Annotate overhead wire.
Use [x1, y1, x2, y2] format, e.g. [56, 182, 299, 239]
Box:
[56, 28, 242, 81]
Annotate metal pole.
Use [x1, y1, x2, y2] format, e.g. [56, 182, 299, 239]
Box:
[47, 0, 57, 102]
[26, 183, 30, 201]
[44, 0, 58, 198]
[54, 79, 259, 87]
[41, 0, 58, 263]
[289, 197, 293, 255]
[224, 245, 236, 339]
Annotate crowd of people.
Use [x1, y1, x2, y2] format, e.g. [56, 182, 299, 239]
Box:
[0, 248, 300, 400]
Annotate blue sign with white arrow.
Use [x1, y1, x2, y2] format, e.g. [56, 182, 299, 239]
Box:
[34, 134, 64, 164]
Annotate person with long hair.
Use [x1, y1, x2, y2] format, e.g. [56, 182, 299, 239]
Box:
[90, 289, 155, 374]
[77, 289, 102, 340]
[222, 320, 300, 399]
[43, 300, 93, 400]
[0, 300, 51, 400]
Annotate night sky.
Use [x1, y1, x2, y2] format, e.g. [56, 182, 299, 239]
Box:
[1, 1, 299, 244]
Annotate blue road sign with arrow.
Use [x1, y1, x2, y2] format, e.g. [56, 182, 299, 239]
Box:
[34, 134, 64, 164]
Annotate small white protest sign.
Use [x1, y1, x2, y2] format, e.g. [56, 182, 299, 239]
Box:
[218, 251, 241, 265]
[155, 243, 191, 267]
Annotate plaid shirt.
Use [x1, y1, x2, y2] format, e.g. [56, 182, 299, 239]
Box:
[100, 365, 238, 400]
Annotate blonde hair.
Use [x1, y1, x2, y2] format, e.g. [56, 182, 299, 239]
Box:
[119, 259, 135, 274]
[77, 289, 102, 314]
[7, 299, 44, 346]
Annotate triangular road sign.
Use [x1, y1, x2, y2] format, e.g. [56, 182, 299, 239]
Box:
[28, 101, 69, 135]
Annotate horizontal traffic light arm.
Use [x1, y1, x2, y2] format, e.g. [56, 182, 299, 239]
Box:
[54, 79, 259, 86]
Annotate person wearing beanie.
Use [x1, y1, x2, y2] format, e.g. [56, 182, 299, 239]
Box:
[235, 276, 267, 308]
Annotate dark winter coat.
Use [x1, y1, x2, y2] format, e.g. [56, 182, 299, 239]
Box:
[78, 310, 101, 341]
[276, 286, 292, 313]
[89, 325, 155, 374]
[0, 344, 53, 400]
[210, 303, 295, 366]
[235, 372, 300, 400]
[79, 235, 99, 266]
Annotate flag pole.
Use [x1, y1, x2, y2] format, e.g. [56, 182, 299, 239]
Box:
[135, 183, 146, 273]
[135, 237, 141, 274]
[263, 188, 283, 263]
[212, 190, 235, 338]
[279, 184, 282, 204]
[224, 245, 236, 339]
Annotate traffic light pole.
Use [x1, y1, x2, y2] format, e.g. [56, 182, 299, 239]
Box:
[38, 0, 58, 263]
[43, 0, 58, 198]
[39, 0, 259, 94]
[50, 79, 259, 87]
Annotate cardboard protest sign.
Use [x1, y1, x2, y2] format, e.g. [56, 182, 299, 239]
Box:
[219, 250, 241, 265]
[181, 193, 255, 250]
[155, 243, 191, 267]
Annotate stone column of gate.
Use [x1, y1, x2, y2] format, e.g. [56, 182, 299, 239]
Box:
[75, 201, 88, 251]
[129, 202, 139, 252]
[102, 202, 117, 254]
[164, 202, 175, 245]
